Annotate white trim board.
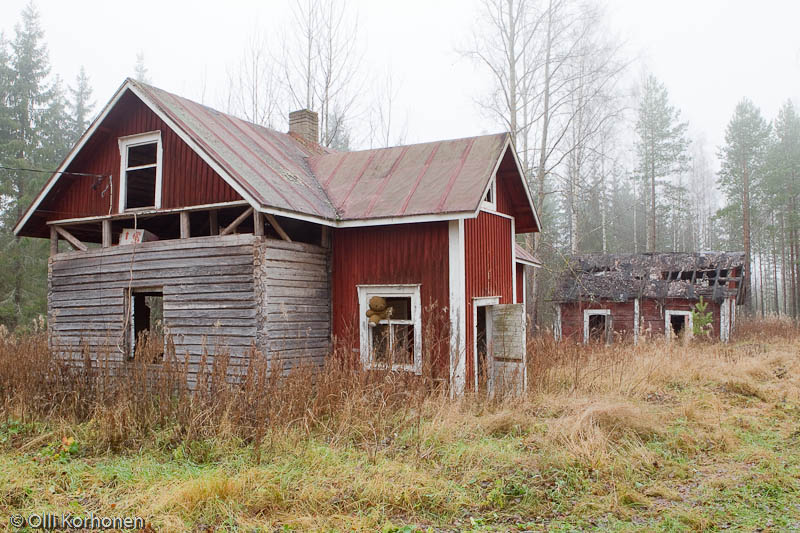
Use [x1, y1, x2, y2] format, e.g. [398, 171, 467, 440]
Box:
[472, 296, 500, 392]
[118, 131, 163, 212]
[448, 219, 467, 396]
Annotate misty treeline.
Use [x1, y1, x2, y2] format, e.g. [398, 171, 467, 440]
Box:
[463, 0, 798, 325]
[0, 1, 796, 331]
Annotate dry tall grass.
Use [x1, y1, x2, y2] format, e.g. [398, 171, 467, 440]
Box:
[0, 316, 797, 460]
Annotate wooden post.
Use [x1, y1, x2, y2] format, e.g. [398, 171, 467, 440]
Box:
[253, 210, 264, 237]
[209, 210, 219, 236]
[102, 219, 112, 248]
[50, 226, 58, 256]
[320, 226, 330, 248]
[180, 212, 191, 239]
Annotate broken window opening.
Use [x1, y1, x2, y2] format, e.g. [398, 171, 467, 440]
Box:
[359, 285, 422, 373]
[583, 309, 612, 344]
[670, 314, 686, 335]
[476, 305, 488, 392]
[588, 314, 607, 342]
[127, 288, 165, 363]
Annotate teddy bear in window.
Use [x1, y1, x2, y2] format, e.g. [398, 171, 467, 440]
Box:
[366, 296, 393, 327]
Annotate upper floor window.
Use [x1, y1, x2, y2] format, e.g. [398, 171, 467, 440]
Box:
[482, 177, 496, 210]
[119, 131, 162, 211]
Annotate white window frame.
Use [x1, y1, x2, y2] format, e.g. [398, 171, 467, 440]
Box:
[583, 309, 611, 344]
[357, 284, 422, 374]
[481, 177, 497, 210]
[118, 131, 163, 212]
[665, 310, 693, 342]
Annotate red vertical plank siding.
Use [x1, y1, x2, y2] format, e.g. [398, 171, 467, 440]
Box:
[330, 222, 451, 378]
[516, 263, 524, 304]
[560, 298, 723, 341]
[463, 211, 513, 390]
[36, 90, 241, 231]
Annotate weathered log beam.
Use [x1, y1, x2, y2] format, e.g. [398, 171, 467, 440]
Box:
[54, 226, 87, 252]
[265, 213, 292, 242]
[180, 212, 191, 239]
[220, 207, 253, 236]
[102, 219, 112, 248]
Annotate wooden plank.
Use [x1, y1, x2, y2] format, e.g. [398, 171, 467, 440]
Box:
[180, 212, 191, 239]
[50, 226, 58, 256]
[163, 292, 255, 303]
[264, 267, 328, 282]
[266, 287, 328, 299]
[264, 239, 326, 254]
[51, 257, 254, 280]
[220, 207, 253, 236]
[102, 220, 112, 248]
[264, 248, 327, 265]
[50, 268, 254, 288]
[54, 226, 87, 252]
[51, 274, 254, 290]
[51, 244, 256, 272]
[52, 234, 258, 261]
[320, 226, 330, 248]
[265, 279, 329, 290]
[163, 309, 257, 319]
[265, 213, 291, 242]
[263, 260, 326, 272]
[166, 326, 256, 337]
[52, 250, 254, 276]
[266, 303, 330, 313]
[163, 301, 255, 311]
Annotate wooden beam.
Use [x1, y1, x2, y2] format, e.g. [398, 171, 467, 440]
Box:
[209, 210, 219, 236]
[102, 219, 112, 248]
[253, 210, 264, 237]
[265, 213, 292, 242]
[54, 226, 88, 252]
[50, 226, 58, 256]
[320, 226, 330, 248]
[220, 207, 253, 236]
[180, 212, 191, 239]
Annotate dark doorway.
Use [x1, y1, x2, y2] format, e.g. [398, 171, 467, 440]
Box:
[476, 306, 488, 392]
[588, 314, 607, 342]
[129, 288, 164, 363]
[670, 314, 686, 336]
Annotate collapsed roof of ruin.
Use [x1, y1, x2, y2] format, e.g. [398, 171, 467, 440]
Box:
[552, 252, 746, 304]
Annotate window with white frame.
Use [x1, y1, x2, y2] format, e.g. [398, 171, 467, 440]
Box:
[119, 131, 162, 211]
[358, 284, 422, 373]
[482, 177, 496, 209]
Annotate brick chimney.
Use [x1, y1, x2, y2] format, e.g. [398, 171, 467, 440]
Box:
[289, 109, 319, 144]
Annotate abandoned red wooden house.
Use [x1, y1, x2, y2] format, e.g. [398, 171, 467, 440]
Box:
[13, 78, 541, 394]
[553, 252, 746, 344]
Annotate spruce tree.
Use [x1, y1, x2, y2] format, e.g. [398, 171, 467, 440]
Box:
[68, 66, 94, 141]
[634, 75, 690, 252]
[717, 99, 771, 311]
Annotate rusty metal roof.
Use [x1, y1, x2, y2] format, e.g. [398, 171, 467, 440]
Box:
[515, 244, 541, 266]
[135, 80, 513, 222]
[133, 80, 339, 219]
[309, 134, 508, 220]
[15, 79, 535, 234]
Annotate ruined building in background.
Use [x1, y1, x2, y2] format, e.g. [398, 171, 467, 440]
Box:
[13, 78, 541, 395]
[553, 252, 746, 343]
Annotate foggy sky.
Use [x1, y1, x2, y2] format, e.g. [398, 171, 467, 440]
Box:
[2, 0, 798, 167]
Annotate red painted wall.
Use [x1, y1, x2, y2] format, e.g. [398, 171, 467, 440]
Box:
[559, 298, 722, 341]
[28, 90, 241, 237]
[330, 222, 451, 378]
[464, 211, 513, 390]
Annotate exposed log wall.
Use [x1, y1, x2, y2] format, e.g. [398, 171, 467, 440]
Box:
[255, 239, 331, 373]
[49, 234, 259, 383]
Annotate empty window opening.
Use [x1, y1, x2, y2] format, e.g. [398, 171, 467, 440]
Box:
[359, 286, 422, 373]
[128, 288, 165, 363]
[120, 132, 161, 211]
[670, 314, 686, 335]
[588, 314, 607, 342]
[482, 178, 496, 208]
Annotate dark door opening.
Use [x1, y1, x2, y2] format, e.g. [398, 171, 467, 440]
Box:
[588, 314, 607, 342]
[476, 306, 488, 392]
[670, 314, 686, 336]
[129, 288, 164, 363]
